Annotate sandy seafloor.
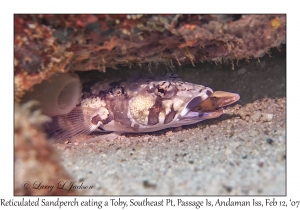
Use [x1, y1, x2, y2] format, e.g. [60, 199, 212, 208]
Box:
[52, 46, 286, 195]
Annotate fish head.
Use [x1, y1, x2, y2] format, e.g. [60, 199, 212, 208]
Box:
[123, 79, 240, 132]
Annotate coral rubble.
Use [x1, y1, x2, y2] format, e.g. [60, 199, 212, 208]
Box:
[14, 101, 76, 195]
[14, 14, 286, 101]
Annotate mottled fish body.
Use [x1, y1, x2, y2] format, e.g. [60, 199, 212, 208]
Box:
[46, 74, 239, 141]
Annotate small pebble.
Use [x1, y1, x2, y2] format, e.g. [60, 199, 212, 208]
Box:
[223, 185, 232, 193]
[258, 162, 264, 168]
[237, 108, 251, 120]
[263, 114, 273, 122]
[250, 111, 262, 122]
[225, 149, 232, 155]
[249, 130, 259, 137]
[237, 68, 247, 75]
[166, 131, 173, 136]
[266, 138, 274, 145]
[143, 180, 156, 189]
[245, 116, 250, 121]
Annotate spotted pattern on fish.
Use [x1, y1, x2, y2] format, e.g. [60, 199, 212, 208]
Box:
[45, 74, 240, 141]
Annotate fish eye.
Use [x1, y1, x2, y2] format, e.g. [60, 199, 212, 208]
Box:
[155, 81, 176, 98]
[107, 86, 125, 97]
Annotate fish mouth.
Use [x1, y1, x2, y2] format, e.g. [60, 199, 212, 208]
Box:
[180, 91, 240, 121]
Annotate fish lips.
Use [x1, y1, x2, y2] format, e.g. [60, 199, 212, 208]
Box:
[179, 91, 240, 121]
